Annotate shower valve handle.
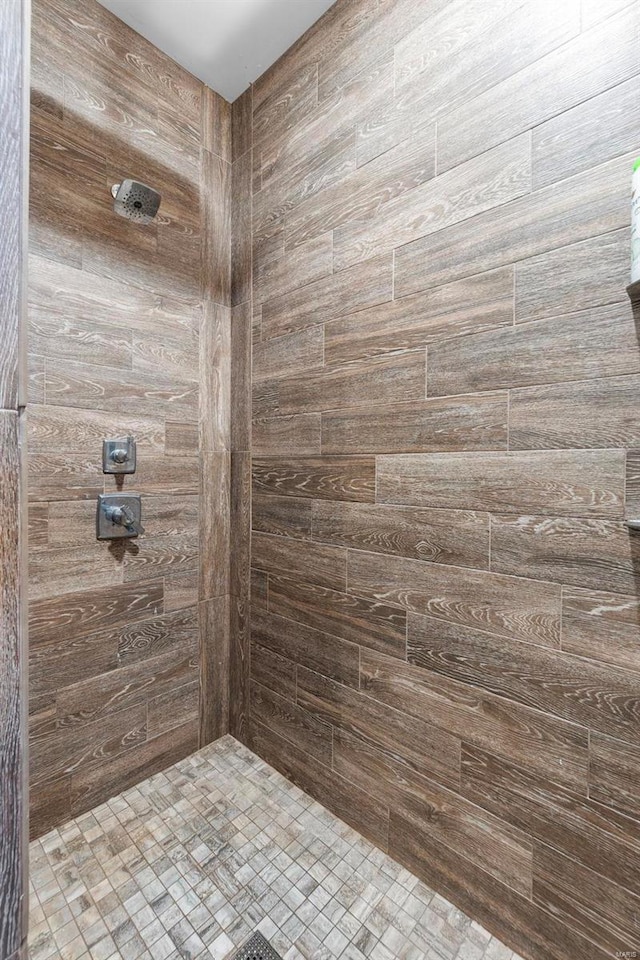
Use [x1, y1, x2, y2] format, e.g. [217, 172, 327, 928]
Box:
[104, 503, 144, 535]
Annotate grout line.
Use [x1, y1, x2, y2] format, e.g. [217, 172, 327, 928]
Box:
[433, 118, 438, 178]
[391, 248, 396, 301]
[424, 346, 428, 398]
[404, 613, 408, 662]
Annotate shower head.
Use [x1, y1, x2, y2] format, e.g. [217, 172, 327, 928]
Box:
[110, 179, 161, 224]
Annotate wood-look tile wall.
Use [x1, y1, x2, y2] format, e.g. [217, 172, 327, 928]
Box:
[245, 2, 640, 958]
[28, 0, 231, 837]
[229, 89, 253, 742]
[1, 0, 28, 956]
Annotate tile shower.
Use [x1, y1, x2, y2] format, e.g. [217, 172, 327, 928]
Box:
[2, 0, 639, 958]
[28, 738, 523, 960]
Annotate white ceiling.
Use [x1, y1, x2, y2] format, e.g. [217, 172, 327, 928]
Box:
[97, 0, 337, 102]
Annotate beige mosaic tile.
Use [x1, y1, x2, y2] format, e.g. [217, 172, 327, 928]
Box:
[29, 736, 523, 960]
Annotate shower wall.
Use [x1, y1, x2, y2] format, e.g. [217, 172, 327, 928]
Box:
[246, 2, 640, 959]
[0, 2, 28, 956]
[28, 0, 232, 837]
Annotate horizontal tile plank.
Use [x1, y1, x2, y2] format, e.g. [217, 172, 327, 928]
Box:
[252, 133, 356, 250]
[268, 574, 407, 659]
[28, 253, 198, 337]
[408, 612, 640, 741]
[251, 531, 346, 590]
[131, 330, 198, 377]
[532, 74, 640, 190]
[251, 608, 359, 688]
[30, 625, 119, 698]
[314, 0, 435, 104]
[394, 152, 632, 297]
[562, 587, 640, 674]
[261, 255, 393, 340]
[461, 743, 640, 896]
[335, 728, 533, 897]
[165, 421, 198, 457]
[45, 496, 198, 546]
[334, 134, 531, 271]
[253, 231, 332, 305]
[437, 5, 640, 171]
[348, 550, 561, 647]
[510, 375, 640, 450]
[27, 403, 165, 453]
[252, 494, 312, 539]
[27, 454, 102, 503]
[104, 457, 199, 496]
[389, 803, 610, 960]
[122, 534, 199, 584]
[284, 124, 436, 250]
[589, 733, 640, 821]
[324, 267, 514, 365]
[29, 309, 132, 369]
[279, 351, 425, 416]
[29, 580, 164, 647]
[30, 704, 146, 786]
[29, 542, 122, 600]
[361, 649, 588, 791]
[297, 665, 460, 791]
[249, 718, 389, 850]
[377, 450, 625, 517]
[532, 842, 640, 952]
[117, 606, 199, 665]
[321, 392, 508, 455]
[396, 0, 579, 119]
[250, 641, 297, 699]
[257, 52, 390, 192]
[514, 228, 629, 323]
[252, 326, 324, 382]
[252, 414, 322, 456]
[312, 499, 490, 568]
[253, 61, 318, 155]
[252, 456, 376, 502]
[57, 651, 197, 727]
[490, 514, 640, 594]
[44, 360, 198, 421]
[427, 303, 640, 396]
[250, 680, 332, 765]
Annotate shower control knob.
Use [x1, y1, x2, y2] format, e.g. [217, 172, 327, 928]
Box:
[105, 504, 133, 526]
[102, 436, 136, 474]
[97, 494, 144, 539]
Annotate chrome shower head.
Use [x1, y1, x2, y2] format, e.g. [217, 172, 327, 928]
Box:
[110, 179, 161, 224]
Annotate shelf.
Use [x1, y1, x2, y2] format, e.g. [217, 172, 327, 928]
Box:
[627, 279, 640, 305]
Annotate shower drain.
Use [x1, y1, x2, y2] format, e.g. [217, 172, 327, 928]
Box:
[232, 932, 284, 960]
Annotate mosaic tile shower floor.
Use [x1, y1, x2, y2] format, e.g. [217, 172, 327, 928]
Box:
[29, 736, 523, 960]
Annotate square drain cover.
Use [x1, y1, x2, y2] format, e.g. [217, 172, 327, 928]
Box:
[232, 932, 283, 960]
